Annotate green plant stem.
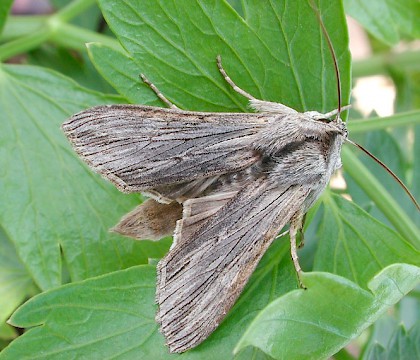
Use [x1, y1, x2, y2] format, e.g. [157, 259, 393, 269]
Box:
[409, 289, 420, 301]
[0, 0, 120, 61]
[0, 17, 120, 62]
[333, 348, 356, 360]
[353, 50, 420, 78]
[348, 110, 420, 134]
[1, 16, 47, 41]
[48, 22, 120, 52]
[54, 0, 96, 22]
[1, 0, 96, 43]
[0, 27, 50, 61]
[342, 147, 420, 246]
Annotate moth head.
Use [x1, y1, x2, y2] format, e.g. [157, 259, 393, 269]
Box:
[304, 106, 349, 137]
[304, 104, 351, 122]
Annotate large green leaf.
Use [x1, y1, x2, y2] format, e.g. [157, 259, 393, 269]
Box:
[0, 0, 12, 35]
[314, 193, 419, 288]
[235, 264, 420, 359]
[86, 43, 161, 106]
[0, 226, 35, 325]
[345, 131, 411, 225]
[0, 241, 297, 359]
[344, 0, 420, 45]
[28, 46, 116, 94]
[2, 266, 161, 360]
[91, 0, 350, 113]
[363, 322, 420, 360]
[341, 146, 419, 245]
[0, 64, 168, 290]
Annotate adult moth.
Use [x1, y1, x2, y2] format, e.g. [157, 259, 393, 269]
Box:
[63, 70, 347, 352]
[62, 4, 418, 356]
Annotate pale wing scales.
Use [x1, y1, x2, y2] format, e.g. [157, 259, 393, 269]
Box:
[62, 105, 269, 193]
[156, 178, 310, 352]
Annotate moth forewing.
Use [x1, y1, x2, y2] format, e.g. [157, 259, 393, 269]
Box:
[156, 178, 311, 352]
[62, 105, 270, 194]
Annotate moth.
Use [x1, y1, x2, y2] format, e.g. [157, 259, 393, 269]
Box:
[62, 67, 347, 352]
[62, 7, 418, 356]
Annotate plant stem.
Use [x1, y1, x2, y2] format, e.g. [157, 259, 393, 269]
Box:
[0, 15, 120, 62]
[1, 16, 47, 42]
[1, 0, 96, 43]
[48, 22, 120, 52]
[348, 110, 420, 134]
[0, 27, 50, 61]
[333, 348, 356, 360]
[353, 50, 420, 78]
[54, 0, 96, 22]
[342, 147, 420, 246]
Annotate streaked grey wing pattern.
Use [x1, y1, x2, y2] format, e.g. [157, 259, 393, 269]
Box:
[62, 105, 269, 193]
[156, 178, 310, 352]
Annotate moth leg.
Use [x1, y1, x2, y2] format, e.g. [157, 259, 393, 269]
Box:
[320, 104, 352, 119]
[298, 213, 306, 249]
[216, 55, 256, 101]
[216, 56, 298, 115]
[140, 74, 179, 109]
[275, 229, 289, 240]
[290, 213, 306, 289]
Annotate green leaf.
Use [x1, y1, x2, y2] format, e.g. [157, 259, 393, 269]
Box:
[87, 43, 162, 106]
[92, 0, 350, 113]
[343, 0, 420, 45]
[363, 322, 420, 360]
[314, 193, 419, 288]
[0, 241, 297, 359]
[341, 147, 419, 245]
[360, 298, 420, 359]
[27, 46, 116, 94]
[0, 225, 35, 325]
[364, 344, 387, 360]
[345, 130, 418, 227]
[0, 323, 16, 342]
[0, 64, 167, 290]
[0, 0, 13, 35]
[380, 325, 416, 360]
[235, 264, 420, 360]
[2, 266, 161, 360]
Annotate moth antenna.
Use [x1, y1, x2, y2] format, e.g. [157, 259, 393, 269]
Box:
[346, 139, 420, 211]
[309, 0, 342, 119]
[310, 1, 418, 211]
